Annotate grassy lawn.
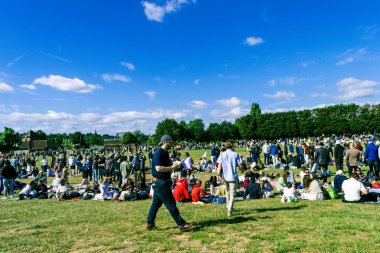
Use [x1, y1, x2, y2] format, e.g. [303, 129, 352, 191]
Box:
[2, 148, 379, 252]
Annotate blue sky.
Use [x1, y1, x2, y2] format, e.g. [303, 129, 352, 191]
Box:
[0, 0, 380, 134]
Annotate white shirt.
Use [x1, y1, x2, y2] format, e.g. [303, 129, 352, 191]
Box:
[262, 144, 269, 154]
[41, 159, 48, 166]
[181, 157, 193, 170]
[19, 185, 32, 195]
[217, 149, 242, 182]
[342, 178, 366, 201]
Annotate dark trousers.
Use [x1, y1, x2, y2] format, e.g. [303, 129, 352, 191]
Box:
[147, 179, 186, 226]
[347, 165, 357, 176]
[264, 153, 269, 165]
[335, 158, 343, 171]
[368, 160, 379, 177]
[319, 164, 328, 183]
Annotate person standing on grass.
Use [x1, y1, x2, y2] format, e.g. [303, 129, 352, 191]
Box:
[1, 160, 17, 199]
[217, 140, 242, 217]
[147, 135, 192, 231]
[364, 138, 379, 178]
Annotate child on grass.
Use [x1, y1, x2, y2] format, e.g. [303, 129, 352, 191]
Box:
[192, 180, 205, 205]
[281, 182, 296, 203]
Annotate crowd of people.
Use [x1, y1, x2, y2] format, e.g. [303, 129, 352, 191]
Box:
[1, 135, 380, 208]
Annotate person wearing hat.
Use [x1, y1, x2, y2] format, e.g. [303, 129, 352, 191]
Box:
[364, 138, 379, 178]
[147, 135, 192, 231]
[333, 170, 347, 193]
[334, 140, 345, 171]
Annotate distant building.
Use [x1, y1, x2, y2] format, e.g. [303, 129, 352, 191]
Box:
[16, 130, 59, 154]
[104, 132, 125, 147]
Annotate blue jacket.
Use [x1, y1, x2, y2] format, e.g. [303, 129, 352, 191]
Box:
[364, 143, 379, 161]
[269, 145, 278, 155]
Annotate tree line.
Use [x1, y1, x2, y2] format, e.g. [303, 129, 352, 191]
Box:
[1, 103, 379, 152]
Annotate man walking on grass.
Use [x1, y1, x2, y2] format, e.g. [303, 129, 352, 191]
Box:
[147, 135, 192, 231]
[217, 140, 242, 217]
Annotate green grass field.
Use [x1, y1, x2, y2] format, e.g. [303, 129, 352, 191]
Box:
[1, 148, 380, 253]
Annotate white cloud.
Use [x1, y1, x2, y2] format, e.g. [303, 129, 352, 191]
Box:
[357, 25, 380, 40]
[301, 61, 315, 68]
[210, 106, 249, 120]
[0, 108, 190, 134]
[336, 57, 354, 66]
[189, 100, 208, 109]
[215, 97, 248, 107]
[0, 82, 14, 92]
[263, 91, 295, 100]
[19, 84, 37, 90]
[245, 36, 264, 46]
[310, 92, 329, 98]
[142, 0, 194, 23]
[145, 91, 156, 99]
[7, 54, 24, 68]
[336, 77, 379, 100]
[33, 75, 102, 93]
[120, 61, 135, 71]
[101, 73, 131, 83]
[194, 79, 200, 85]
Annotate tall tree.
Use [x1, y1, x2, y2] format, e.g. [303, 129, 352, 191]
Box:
[187, 119, 206, 142]
[0, 127, 20, 152]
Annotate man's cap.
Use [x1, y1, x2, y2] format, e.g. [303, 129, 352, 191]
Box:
[336, 170, 343, 175]
[158, 134, 173, 145]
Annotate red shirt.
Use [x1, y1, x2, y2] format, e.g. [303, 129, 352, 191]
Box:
[173, 179, 190, 202]
[191, 185, 205, 202]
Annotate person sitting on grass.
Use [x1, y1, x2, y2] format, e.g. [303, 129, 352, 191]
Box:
[342, 172, 368, 203]
[259, 175, 274, 198]
[215, 178, 227, 198]
[56, 179, 70, 200]
[36, 180, 48, 199]
[333, 170, 347, 193]
[51, 173, 61, 193]
[95, 177, 118, 200]
[243, 177, 262, 200]
[205, 176, 217, 196]
[300, 173, 324, 201]
[281, 182, 296, 202]
[356, 167, 370, 187]
[192, 180, 205, 205]
[74, 173, 90, 191]
[277, 171, 289, 193]
[119, 178, 136, 201]
[18, 182, 33, 200]
[173, 173, 191, 203]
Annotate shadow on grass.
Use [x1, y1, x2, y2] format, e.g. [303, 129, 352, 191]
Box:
[189, 216, 255, 231]
[238, 205, 307, 215]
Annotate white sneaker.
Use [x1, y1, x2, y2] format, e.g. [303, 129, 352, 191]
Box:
[2, 197, 7, 200]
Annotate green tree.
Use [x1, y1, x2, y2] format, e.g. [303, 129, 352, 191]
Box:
[122, 132, 138, 145]
[0, 127, 20, 152]
[154, 119, 181, 143]
[187, 119, 205, 142]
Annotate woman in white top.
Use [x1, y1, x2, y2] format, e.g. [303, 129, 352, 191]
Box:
[301, 173, 324, 200]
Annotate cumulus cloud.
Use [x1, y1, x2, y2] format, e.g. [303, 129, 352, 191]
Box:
[210, 106, 249, 120]
[245, 36, 264, 46]
[145, 91, 156, 99]
[142, 0, 195, 22]
[0, 108, 190, 134]
[0, 82, 14, 92]
[120, 61, 135, 71]
[336, 57, 354, 66]
[189, 100, 208, 109]
[336, 77, 379, 100]
[101, 73, 132, 83]
[19, 84, 37, 90]
[215, 97, 248, 107]
[33, 75, 102, 93]
[263, 91, 295, 100]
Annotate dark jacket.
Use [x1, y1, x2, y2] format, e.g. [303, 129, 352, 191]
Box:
[1, 164, 17, 179]
[315, 147, 330, 166]
[244, 181, 262, 199]
[334, 144, 345, 160]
